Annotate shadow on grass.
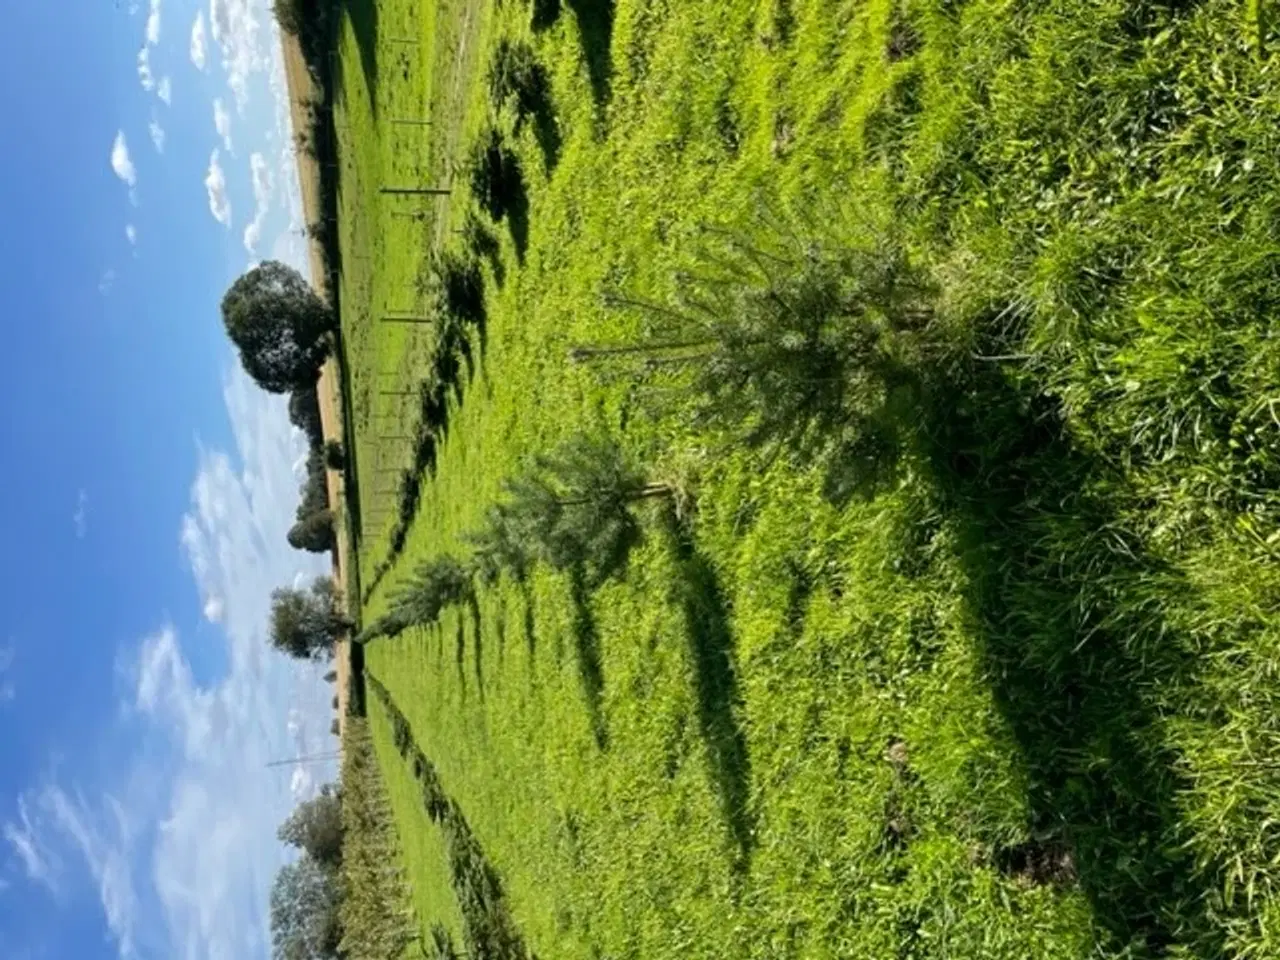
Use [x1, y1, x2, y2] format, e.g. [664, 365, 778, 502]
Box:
[662, 510, 755, 870]
[455, 617, 468, 702]
[469, 131, 531, 263]
[569, 568, 609, 750]
[368, 678, 537, 959]
[338, 0, 379, 107]
[469, 594, 486, 700]
[520, 580, 538, 664]
[908, 362, 1223, 956]
[566, 0, 614, 108]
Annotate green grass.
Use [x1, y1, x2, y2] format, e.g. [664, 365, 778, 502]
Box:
[367, 694, 466, 952]
[331, 0, 1280, 956]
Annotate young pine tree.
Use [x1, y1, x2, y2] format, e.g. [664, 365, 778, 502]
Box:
[480, 434, 669, 588]
[575, 220, 933, 502]
[357, 555, 473, 643]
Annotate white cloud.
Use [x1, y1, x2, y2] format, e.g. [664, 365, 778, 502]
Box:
[126, 224, 138, 247]
[157, 76, 172, 105]
[190, 11, 207, 70]
[3, 796, 57, 891]
[145, 0, 161, 45]
[137, 46, 154, 91]
[213, 98, 233, 152]
[149, 118, 165, 153]
[99, 269, 118, 296]
[6, 370, 332, 959]
[153, 371, 332, 959]
[111, 131, 137, 195]
[209, 0, 265, 113]
[45, 787, 140, 958]
[242, 151, 274, 254]
[74, 490, 90, 538]
[204, 150, 231, 227]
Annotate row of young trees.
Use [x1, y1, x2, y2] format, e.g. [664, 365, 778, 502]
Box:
[356, 217, 932, 644]
[356, 434, 670, 644]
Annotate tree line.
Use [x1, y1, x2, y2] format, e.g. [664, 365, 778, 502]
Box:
[221, 260, 344, 558]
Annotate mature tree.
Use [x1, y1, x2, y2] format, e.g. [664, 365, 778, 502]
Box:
[323, 440, 345, 471]
[269, 856, 342, 960]
[486, 435, 668, 587]
[269, 576, 348, 661]
[323, 669, 338, 684]
[221, 260, 332, 394]
[357, 555, 472, 643]
[279, 784, 344, 869]
[289, 509, 335, 554]
[290, 387, 326, 449]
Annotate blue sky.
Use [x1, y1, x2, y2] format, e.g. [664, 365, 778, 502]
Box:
[0, 1, 336, 957]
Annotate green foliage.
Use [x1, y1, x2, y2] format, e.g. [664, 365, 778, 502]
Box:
[289, 509, 335, 554]
[482, 435, 667, 587]
[288, 387, 326, 449]
[359, 555, 473, 643]
[269, 855, 342, 960]
[269, 576, 347, 661]
[279, 784, 344, 869]
[323, 669, 338, 683]
[221, 260, 332, 394]
[338, 718, 419, 959]
[323, 440, 345, 470]
[587, 223, 932, 504]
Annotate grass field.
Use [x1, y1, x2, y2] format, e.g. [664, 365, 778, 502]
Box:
[327, 0, 1280, 956]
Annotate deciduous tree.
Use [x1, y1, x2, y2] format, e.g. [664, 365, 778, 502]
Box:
[269, 576, 348, 661]
[222, 260, 332, 394]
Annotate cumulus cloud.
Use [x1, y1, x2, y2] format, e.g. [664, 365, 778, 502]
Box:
[157, 76, 172, 105]
[145, 0, 161, 45]
[126, 224, 138, 247]
[209, 0, 265, 113]
[213, 98, 233, 152]
[137, 46, 154, 92]
[204, 150, 231, 227]
[5, 370, 332, 959]
[190, 11, 207, 70]
[242, 151, 274, 254]
[111, 132, 137, 192]
[149, 118, 165, 153]
[99, 269, 118, 296]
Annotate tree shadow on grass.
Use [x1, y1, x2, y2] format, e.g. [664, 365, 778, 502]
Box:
[911, 362, 1225, 957]
[369, 679, 537, 960]
[520, 580, 539, 664]
[662, 510, 755, 871]
[468, 593, 486, 701]
[569, 568, 609, 750]
[469, 131, 531, 263]
[455, 616, 468, 702]
[338, 0, 379, 108]
[566, 0, 614, 109]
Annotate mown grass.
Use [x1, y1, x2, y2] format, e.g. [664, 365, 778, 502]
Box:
[366, 694, 466, 954]
[333, 0, 1280, 956]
